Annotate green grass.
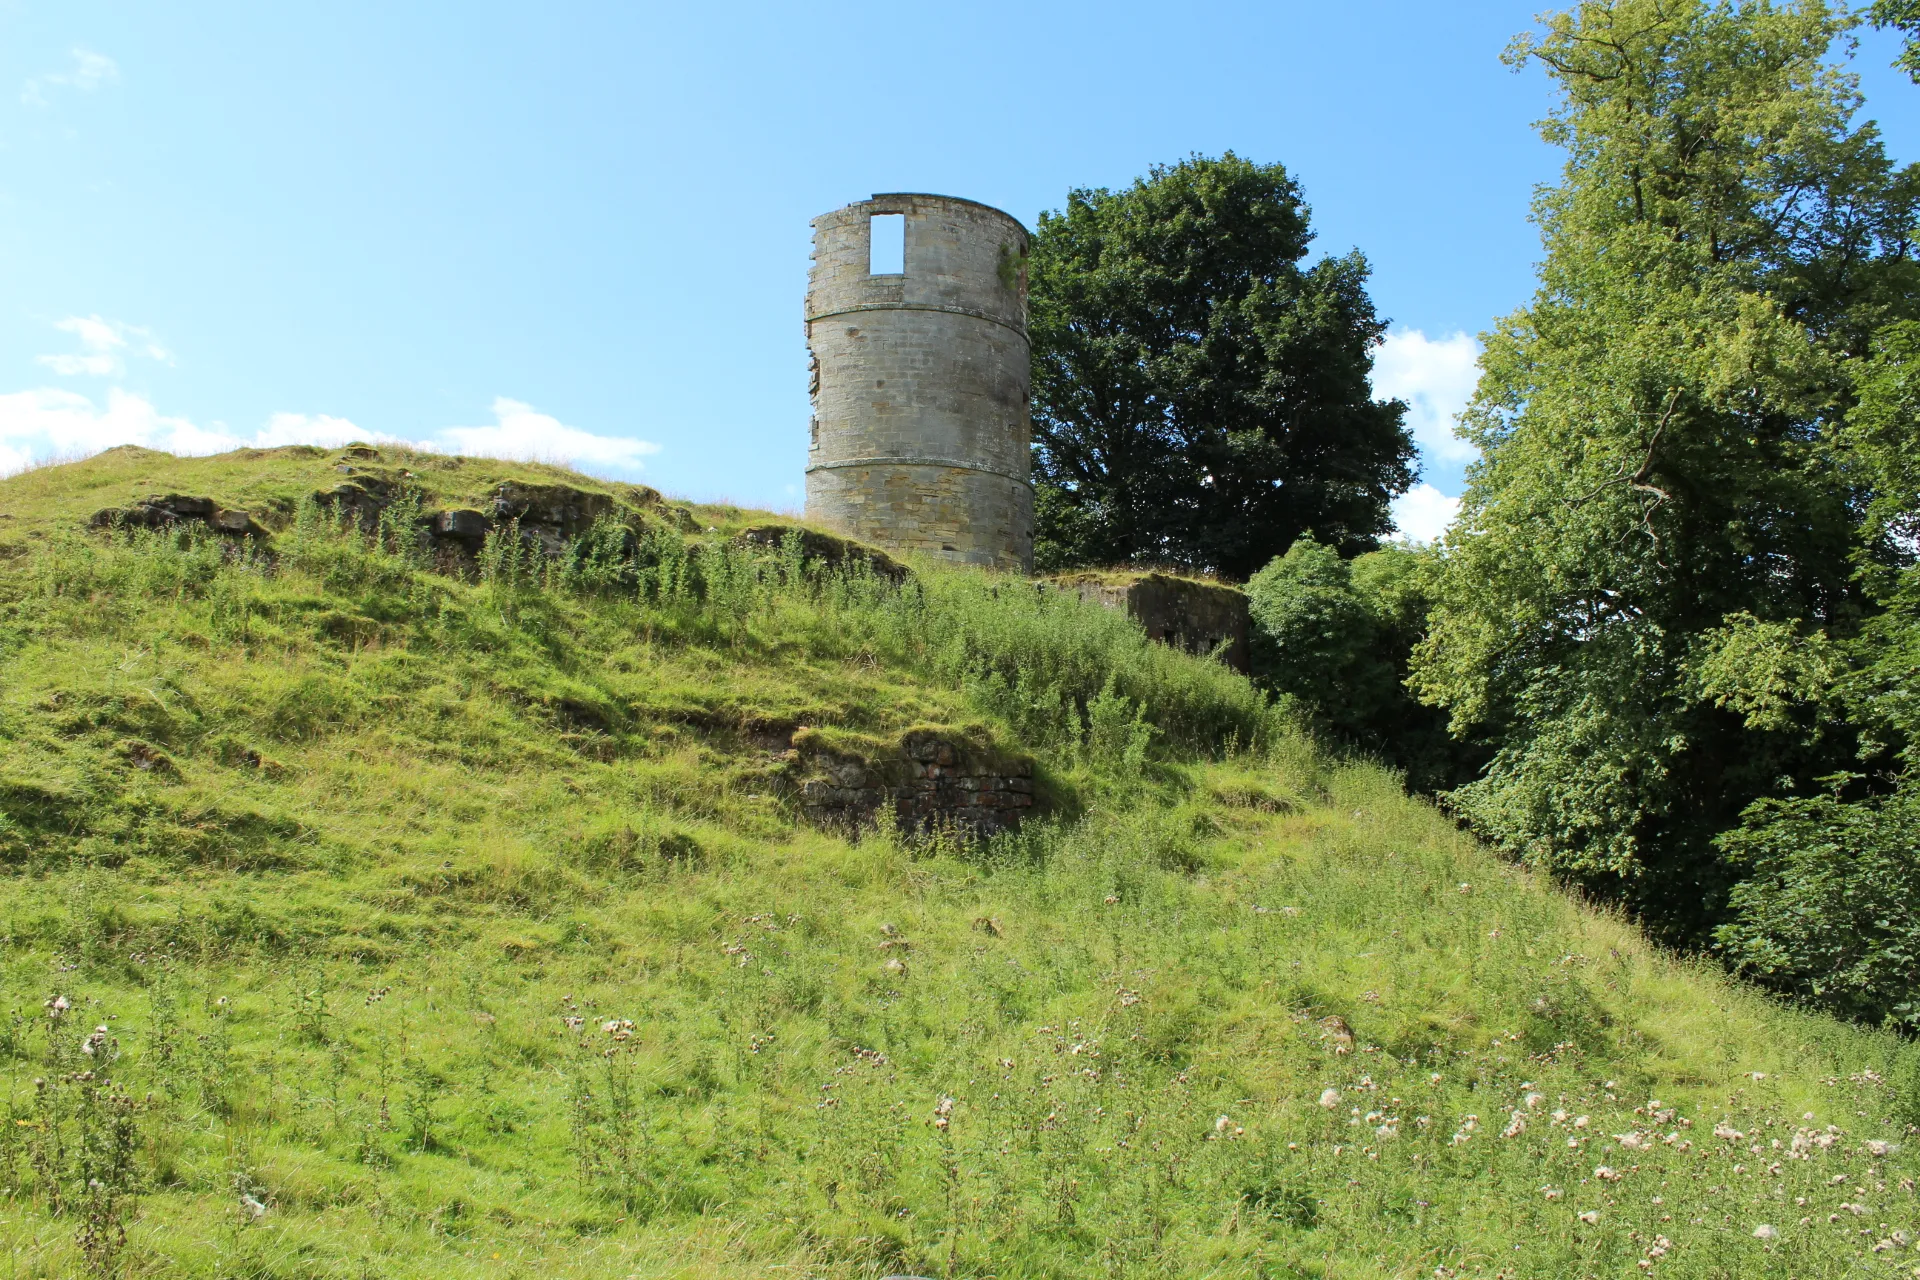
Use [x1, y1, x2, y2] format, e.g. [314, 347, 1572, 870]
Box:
[0, 446, 1914, 1279]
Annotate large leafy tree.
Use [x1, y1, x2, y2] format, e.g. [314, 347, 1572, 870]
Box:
[1713, 320, 1920, 1026]
[1027, 154, 1414, 579]
[1408, 0, 1920, 944]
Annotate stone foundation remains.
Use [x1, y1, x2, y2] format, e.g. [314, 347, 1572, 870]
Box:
[788, 726, 1035, 836]
[1056, 572, 1251, 672]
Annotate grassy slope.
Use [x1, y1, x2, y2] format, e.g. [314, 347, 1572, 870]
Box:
[0, 446, 1913, 1280]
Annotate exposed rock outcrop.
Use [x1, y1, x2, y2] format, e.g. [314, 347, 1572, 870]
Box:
[88, 494, 271, 540]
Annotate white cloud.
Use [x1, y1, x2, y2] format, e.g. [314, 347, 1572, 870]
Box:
[69, 50, 118, 91]
[1390, 482, 1460, 545]
[1373, 328, 1481, 467]
[22, 48, 119, 107]
[257, 413, 384, 449]
[0, 387, 660, 480]
[35, 315, 172, 379]
[437, 397, 660, 472]
[0, 385, 237, 459]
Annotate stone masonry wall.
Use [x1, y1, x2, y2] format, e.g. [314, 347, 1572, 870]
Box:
[805, 193, 1033, 573]
[1060, 573, 1252, 672]
[793, 728, 1035, 836]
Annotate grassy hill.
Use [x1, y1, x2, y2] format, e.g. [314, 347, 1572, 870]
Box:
[0, 443, 1914, 1279]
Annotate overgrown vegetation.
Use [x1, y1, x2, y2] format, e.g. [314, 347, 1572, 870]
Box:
[0, 448, 1912, 1276]
[1244, 538, 1469, 794]
[1218, 0, 1920, 1032]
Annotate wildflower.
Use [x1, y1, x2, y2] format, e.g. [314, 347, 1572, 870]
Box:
[1752, 1224, 1777, 1241]
[80, 1026, 108, 1057]
[1551, 1108, 1569, 1124]
[1103, 895, 1118, 905]
[241, 1194, 267, 1221]
[933, 1096, 954, 1131]
[1647, 1235, 1671, 1257]
[1319, 1088, 1340, 1109]
[1839, 1202, 1870, 1216]
[44, 996, 69, 1018]
[883, 956, 908, 976]
[1524, 1092, 1544, 1109]
[1578, 1210, 1599, 1224]
[1595, 1166, 1621, 1182]
[1457, 883, 1471, 894]
[1542, 1187, 1562, 1200]
[1320, 1015, 1356, 1054]
[1429, 1072, 1442, 1084]
[1713, 1123, 1743, 1141]
[1617, 1132, 1651, 1150]
[1573, 1115, 1590, 1129]
[1866, 1139, 1894, 1156]
[1501, 1114, 1525, 1139]
[1215, 1114, 1232, 1133]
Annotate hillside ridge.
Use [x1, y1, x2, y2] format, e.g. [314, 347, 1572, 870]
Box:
[0, 446, 1912, 1279]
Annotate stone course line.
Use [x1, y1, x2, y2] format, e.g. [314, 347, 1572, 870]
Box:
[805, 301, 1029, 338]
[804, 456, 1034, 487]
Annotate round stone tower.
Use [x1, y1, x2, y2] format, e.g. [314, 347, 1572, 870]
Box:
[805, 193, 1033, 573]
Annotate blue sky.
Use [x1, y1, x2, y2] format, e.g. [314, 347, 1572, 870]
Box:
[5, 2, 1918, 541]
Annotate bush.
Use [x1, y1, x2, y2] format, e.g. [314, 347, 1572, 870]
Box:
[1245, 538, 1465, 789]
[1716, 786, 1920, 1029]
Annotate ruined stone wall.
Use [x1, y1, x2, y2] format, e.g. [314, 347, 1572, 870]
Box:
[791, 728, 1035, 836]
[805, 194, 1034, 573]
[1059, 573, 1252, 672]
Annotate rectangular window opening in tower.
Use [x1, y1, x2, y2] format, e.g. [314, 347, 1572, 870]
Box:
[869, 213, 905, 275]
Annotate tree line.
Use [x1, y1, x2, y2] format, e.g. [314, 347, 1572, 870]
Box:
[1028, 0, 1920, 1031]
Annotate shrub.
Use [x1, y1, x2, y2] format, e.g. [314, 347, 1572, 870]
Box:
[1716, 786, 1920, 1029]
[1245, 538, 1464, 789]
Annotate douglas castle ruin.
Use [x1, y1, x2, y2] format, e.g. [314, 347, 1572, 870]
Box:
[804, 193, 1035, 573]
[803, 192, 1249, 670]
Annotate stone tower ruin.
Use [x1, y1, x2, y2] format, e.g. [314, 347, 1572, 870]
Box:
[805, 193, 1033, 573]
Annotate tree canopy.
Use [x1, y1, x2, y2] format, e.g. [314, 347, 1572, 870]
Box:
[1407, 0, 1920, 947]
[1027, 154, 1413, 579]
